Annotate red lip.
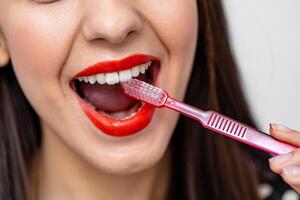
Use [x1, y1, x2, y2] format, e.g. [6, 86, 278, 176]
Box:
[73, 54, 159, 137]
[75, 54, 159, 77]
[77, 96, 155, 137]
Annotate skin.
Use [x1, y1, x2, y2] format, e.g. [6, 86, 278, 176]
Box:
[1, 0, 298, 199]
[269, 124, 300, 194]
[0, 0, 197, 199]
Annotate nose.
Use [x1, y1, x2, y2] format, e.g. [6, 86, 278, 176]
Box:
[81, 1, 143, 44]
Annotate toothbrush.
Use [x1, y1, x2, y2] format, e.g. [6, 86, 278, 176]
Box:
[121, 79, 296, 155]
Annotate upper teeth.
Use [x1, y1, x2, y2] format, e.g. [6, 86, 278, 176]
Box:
[77, 61, 152, 85]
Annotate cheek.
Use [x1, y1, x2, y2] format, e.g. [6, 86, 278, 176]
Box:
[4, 10, 74, 82]
[9, 27, 59, 86]
[144, 0, 198, 97]
[146, 0, 198, 54]
[1, 5, 80, 109]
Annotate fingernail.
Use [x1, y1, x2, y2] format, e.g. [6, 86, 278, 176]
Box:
[283, 166, 300, 176]
[270, 123, 293, 132]
[269, 153, 292, 165]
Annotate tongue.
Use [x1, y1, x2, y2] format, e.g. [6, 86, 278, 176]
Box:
[79, 83, 136, 112]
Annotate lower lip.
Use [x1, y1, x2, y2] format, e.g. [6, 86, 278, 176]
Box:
[75, 94, 155, 137]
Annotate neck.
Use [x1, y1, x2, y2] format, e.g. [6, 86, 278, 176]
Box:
[31, 124, 170, 200]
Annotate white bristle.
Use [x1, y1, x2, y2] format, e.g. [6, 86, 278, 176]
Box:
[121, 79, 167, 107]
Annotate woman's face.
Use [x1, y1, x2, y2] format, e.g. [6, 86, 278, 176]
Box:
[0, 0, 197, 174]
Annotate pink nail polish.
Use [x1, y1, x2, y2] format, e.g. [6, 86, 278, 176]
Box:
[270, 123, 293, 132]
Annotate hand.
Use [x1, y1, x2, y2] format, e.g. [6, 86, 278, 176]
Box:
[269, 123, 300, 193]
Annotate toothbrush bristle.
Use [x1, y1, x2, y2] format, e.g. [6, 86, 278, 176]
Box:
[121, 79, 168, 107]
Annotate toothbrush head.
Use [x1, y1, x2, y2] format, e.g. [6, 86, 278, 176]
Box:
[121, 79, 168, 107]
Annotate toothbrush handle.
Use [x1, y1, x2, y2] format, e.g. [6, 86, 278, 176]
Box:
[164, 97, 296, 155]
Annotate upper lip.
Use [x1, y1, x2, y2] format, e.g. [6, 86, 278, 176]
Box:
[74, 54, 160, 78]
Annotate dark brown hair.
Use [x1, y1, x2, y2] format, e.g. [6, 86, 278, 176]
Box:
[168, 1, 271, 199]
[0, 0, 270, 199]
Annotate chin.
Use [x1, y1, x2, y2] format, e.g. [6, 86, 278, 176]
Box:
[57, 107, 176, 176]
[85, 127, 171, 176]
[95, 149, 167, 176]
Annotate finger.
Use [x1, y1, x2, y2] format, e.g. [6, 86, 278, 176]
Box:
[269, 150, 300, 194]
[269, 149, 300, 174]
[269, 152, 292, 174]
[280, 166, 300, 193]
[269, 123, 300, 147]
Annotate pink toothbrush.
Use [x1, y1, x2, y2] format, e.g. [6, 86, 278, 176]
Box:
[121, 79, 296, 155]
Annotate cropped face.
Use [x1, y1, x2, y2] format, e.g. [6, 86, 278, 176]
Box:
[0, 0, 198, 174]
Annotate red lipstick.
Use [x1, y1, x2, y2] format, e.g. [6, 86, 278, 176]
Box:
[77, 96, 155, 136]
[75, 54, 159, 77]
[73, 54, 159, 137]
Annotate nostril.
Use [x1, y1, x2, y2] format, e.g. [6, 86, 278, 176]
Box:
[105, 25, 139, 44]
[127, 30, 135, 37]
[81, 6, 143, 45]
[108, 30, 133, 44]
[84, 25, 137, 45]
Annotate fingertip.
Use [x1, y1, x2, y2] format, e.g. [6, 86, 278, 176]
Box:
[269, 158, 282, 174]
[269, 123, 293, 132]
[269, 124, 276, 135]
[269, 123, 276, 130]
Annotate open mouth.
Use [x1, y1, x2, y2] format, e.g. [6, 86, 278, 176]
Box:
[70, 54, 160, 137]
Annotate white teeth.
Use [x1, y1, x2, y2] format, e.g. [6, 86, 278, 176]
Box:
[146, 61, 151, 70]
[131, 66, 140, 77]
[106, 72, 119, 85]
[96, 74, 106, 84]
[76, 61, 152, 85]
[139, 64, 146, 74]
[129, 111, 137, 118]
[119, 69, 132, 82]
[88, 75, 97, 84]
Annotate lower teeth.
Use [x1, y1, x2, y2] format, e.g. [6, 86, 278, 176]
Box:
[122, 103, 145, 120]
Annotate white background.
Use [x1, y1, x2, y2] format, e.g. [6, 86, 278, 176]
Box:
[222, 0, 300, 132]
